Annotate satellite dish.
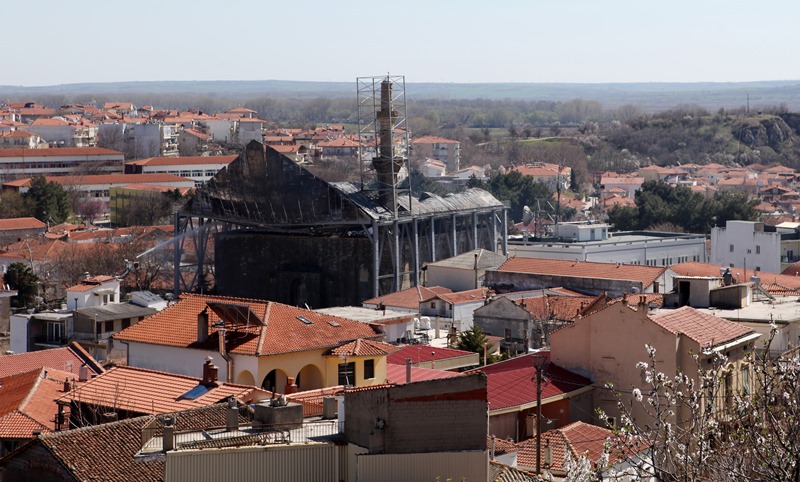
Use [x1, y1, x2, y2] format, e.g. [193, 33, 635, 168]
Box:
[522, 206, 534, 226]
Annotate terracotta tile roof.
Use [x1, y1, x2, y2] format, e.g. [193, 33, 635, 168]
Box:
[127, 155, 237, 167]
[318, 137, 359, 147]
[113, 294, 383, 356]
[29, 403, 244, 482]
[434, 287, 490, 305]
[411, 136, 459, 144]
[57, 366, 271, 415]
[490, 461, 538, 482]
[0, 217, 45, 231]
[468, 352, 591, 411]
[363, 285, 452, 310]
[518, 294, 600, 321]
[672, 261, 800, 289]
[328, 339, 397, 357]
[385, 364, 461, 384]
[498, 257, 667, 289]
[517, 421, 617, 472]
[9, 173, 193, 188]
[0, 147, 122, 158]
[270, 144, 301, 153]
[512, 163, 571, 178]
[651, 306, 754, 347]
[116, 183, 193, 195]
[0, 344, 103, 378]
[0, 368, 75, 438]
[387, 345, 477, 365]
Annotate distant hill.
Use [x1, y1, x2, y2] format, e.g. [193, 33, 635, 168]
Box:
[1, 80, 800, 112]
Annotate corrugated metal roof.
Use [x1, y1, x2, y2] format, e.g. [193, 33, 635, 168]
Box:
[75, 303, 157, 323]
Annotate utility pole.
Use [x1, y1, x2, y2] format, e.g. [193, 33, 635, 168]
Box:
[533, 354, 548, 475]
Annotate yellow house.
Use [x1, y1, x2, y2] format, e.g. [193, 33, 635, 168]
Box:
[113, 294, 392, 393]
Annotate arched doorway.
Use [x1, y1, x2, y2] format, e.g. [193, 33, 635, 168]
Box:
[262, 368, 289, 393]
[236, 370, 255, 387]
[297, 364, 324, 391]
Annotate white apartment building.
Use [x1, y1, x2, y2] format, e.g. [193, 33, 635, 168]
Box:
[710, 220, 800, 274]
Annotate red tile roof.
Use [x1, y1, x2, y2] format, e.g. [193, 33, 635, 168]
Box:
[517, 421, 618, 472]
[673, 261, 800, 290]
[434, 287, 490, 305]
[8, 173, 193, 188]
[0, 147, 122, 158]
[127, 155, 237, 167]
[363, 285, 452, 310]
[0, 368, 74, 438]
[498, 258, 667, 289]
[0, 217, 45, 231]
[518, 294, 601, 321]
[0, 344, 103, 378]
[412, 136, 459, 145]
[328, 339, 397, 357]
[651, 306, 754, 347]
[468, 352, 591, 411]
[113, 294, 383, 356]
[57, 366, 270, 415]
[27, 403, 244, 482]
[385, 364, 461, 384]
[387, 345, 477, 365]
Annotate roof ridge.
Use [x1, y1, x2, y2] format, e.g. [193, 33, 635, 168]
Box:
[255, 302, 272, 356]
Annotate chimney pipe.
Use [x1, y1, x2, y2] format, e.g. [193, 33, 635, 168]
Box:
[217, 328, 234, 383]
[225, 397, 239, 432]
[197, 308, 209, 343]
[284, 377, 298, 394]
[405, 357, 412, 383]
[78, 364, 89, 382]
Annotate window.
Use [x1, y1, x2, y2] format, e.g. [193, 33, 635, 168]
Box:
[364, 359, 375, 379]
[742, 365, 751, 395]
[122, 319, 131, 329]
[729, 244, 734, 252]
[46, 322, 63, 342]
[104, 320, 114, 332]
[756, 245, 761, 254]
[338, 362, 355, 386]
[430, 302, 436, 309]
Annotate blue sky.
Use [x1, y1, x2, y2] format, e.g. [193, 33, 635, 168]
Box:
[4, 0, 799, 86]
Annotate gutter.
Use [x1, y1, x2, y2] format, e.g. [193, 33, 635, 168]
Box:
[218, 327, 234, 383]
[709, 332, 762, 353]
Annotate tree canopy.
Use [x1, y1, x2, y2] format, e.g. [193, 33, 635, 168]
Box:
[23, 177, 71, 224]
[607, 181, 760, 234]
[5, 262, 38, 308]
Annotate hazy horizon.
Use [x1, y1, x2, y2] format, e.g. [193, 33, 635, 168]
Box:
[6, 0, 800, 87]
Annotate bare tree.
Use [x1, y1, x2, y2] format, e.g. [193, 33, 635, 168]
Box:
[592, 328, 800, 481]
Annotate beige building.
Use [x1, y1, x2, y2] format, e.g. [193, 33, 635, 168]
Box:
[411, 136, 461, 173]
[550, 300, 760, 428]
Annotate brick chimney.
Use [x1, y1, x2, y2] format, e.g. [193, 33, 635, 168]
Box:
[202, 357, 219, 387]
[284, 377, 298, 394]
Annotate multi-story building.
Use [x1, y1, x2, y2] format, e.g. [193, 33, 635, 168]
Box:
[3, 173, 195, 206]
[509, 223, 708, 267]
[124, 155, 237, 187]
[411, 136, 461, 173]
[710, 220, 800, 274]
[0, 147, 124, 181]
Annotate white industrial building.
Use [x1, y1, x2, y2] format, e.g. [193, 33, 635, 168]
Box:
[509, 222, 707, 266]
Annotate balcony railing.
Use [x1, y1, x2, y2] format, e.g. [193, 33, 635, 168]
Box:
[140, 419, 342, 454]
